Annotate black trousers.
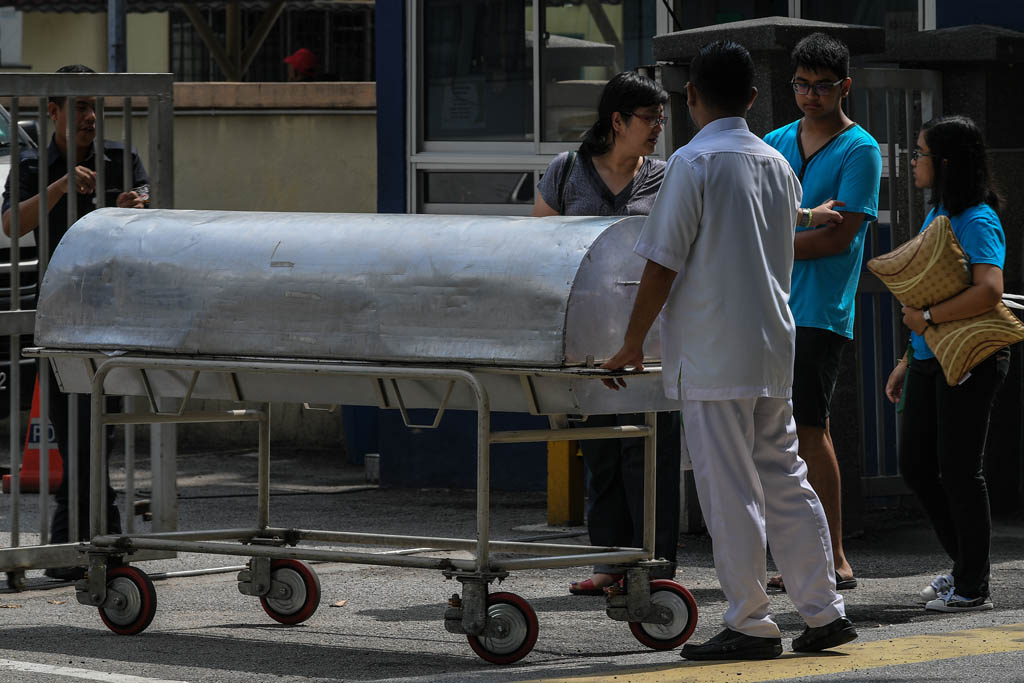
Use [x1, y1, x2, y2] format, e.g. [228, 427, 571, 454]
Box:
[45, 363, 122, 543]
[899, 350, 1008, 599]
[579, 412, 681, 578]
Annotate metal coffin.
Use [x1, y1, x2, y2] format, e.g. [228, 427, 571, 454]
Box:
[37, 209, 662, 365]
[35, 209, 673, 414]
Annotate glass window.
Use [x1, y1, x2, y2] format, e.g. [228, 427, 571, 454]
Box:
[423, 0, 534, 141]
[540, 1, 617, 143]
[423, 171, 534, 204]
[540, 1, 659, 143]
[676, 0, 788, 30]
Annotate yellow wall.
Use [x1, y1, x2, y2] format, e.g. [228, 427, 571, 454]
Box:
[106, 111, 377, 213]
[21, 11, 169, 73]
[171, 113, 377, 212]
[23, 12, 106, 72]
[127, 13, 170, 73]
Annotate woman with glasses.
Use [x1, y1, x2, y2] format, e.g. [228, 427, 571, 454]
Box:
[533, 70, 667, 218]
[885, 115, 1008, 613]
[532, 71, 681, 596]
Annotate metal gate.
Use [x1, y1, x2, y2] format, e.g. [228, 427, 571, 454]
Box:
[1, 73, 176, 584]
[847, 66, 942, 498]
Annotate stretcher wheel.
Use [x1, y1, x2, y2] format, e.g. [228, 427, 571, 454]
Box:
[260, 559, 321, 625]
[6, 570, 26, 592]
[628, 580, 698, 650]
[99, 566, 157, 635]
[467, 592, 539, 665]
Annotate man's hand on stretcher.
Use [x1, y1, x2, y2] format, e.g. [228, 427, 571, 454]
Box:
[600, 341, 645, 390]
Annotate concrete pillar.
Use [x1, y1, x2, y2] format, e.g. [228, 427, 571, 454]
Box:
[652, 17, 885, 142]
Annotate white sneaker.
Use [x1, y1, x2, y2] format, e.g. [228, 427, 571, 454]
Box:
[925, 589, 994, 613]
[919, 573, 954, 603]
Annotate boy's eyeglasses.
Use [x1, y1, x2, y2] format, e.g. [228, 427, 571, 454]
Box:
[790, 79, 845, 96]
[911, 150, 936, 161]
[623, 112, 667, 127]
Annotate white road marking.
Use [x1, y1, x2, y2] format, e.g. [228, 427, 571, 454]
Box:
[0, 658, 189, 683]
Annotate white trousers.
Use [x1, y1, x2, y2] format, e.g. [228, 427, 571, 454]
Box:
[681, 396, 845, 638]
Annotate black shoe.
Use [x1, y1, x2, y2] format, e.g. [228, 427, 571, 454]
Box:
[680, 628, 783, 661]
[792, 616, 858, 652]
[43, 566, 86, 582]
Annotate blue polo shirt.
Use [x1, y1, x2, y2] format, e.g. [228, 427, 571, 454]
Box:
[765, 121, 882, 339]
[910, 203, 1006, 360]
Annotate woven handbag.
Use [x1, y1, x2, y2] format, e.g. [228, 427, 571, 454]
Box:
[867, 215, 1024, 385]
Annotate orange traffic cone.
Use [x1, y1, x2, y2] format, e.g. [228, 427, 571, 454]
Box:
[1, 375, 63, 493]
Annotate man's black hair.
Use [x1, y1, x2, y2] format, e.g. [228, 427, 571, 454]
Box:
[49, 64, 97, 107]
[791, 33, 849, 80]
[690, 41, 754, 115]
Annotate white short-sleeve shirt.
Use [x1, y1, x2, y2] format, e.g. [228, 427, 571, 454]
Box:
[635, 117, 801, 401]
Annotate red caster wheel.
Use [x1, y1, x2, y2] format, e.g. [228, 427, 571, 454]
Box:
[629, 579, 698, 650]
[467, 592, 539, 664]
[260, 559, 321, 625]
[98, 566, 158, 635]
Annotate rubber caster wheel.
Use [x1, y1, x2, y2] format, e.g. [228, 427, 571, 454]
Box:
[6, 570, 26, 592]
[98, 566, 157, 635]
[467, 592, 539, 665]
[260, 559, 321, 625]
[628, 579, 698, 650]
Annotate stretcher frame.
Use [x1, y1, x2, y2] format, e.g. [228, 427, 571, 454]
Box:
[10, 349, 696, 662]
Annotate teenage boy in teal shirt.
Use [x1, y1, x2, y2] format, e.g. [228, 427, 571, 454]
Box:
[765, 32, 882, 591]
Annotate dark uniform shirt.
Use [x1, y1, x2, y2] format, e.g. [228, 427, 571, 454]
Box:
[2, 136, 148, 260]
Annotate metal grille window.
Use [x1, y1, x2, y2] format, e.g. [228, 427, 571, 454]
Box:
[170, 5, 375, 82]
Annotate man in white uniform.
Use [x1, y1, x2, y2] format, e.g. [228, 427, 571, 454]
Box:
[601, 41, 857, 660]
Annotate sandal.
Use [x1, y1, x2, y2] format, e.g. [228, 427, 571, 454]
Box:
[569, 573, 623, 596]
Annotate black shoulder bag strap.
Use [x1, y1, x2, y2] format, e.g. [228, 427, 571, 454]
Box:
[558, 151, 577, 215]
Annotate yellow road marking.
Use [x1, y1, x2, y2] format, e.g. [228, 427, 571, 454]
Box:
[530, 623, 1024, 682]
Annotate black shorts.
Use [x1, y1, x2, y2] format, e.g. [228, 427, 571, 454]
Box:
[792, 326, 850, 428]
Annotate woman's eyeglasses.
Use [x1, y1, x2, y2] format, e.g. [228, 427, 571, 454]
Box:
[911, 150, 936, 161]
[790, 79, 845, 96]
[623, 112, 667, 127]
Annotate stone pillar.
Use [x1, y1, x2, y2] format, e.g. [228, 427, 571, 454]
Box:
[651, 18, 885, 537]
[652, 17, 884, 141]
[891, 25, 1024, 513]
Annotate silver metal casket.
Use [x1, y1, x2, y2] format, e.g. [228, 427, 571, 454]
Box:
[36, 209, 673, 415]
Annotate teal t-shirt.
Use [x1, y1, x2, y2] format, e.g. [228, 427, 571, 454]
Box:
[765, 121, 882, 339]
[910, 203, 1006, 360]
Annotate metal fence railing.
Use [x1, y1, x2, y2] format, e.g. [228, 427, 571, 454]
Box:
[848, 67, 942, 498]
[1, 73, 175, 585]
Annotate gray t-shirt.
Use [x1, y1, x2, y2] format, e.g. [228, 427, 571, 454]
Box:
[537, 151, 666, 216]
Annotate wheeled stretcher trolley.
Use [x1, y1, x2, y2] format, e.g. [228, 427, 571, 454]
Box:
[16, 209, 697, 663]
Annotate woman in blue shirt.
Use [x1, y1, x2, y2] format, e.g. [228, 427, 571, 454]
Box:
[885, 115, 1009, 613]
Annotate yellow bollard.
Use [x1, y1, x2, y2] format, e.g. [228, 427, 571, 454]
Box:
[547, 440, 584, 526]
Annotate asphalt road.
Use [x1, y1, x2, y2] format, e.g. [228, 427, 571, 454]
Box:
[2, 447, 1023, 683]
